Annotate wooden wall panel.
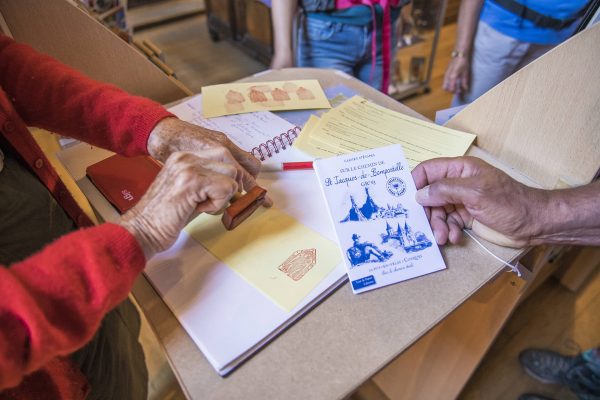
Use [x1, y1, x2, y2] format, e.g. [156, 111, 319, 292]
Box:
[0, 0, 188, 104]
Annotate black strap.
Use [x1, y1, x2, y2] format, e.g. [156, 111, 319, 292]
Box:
[491, 0, 589, 30]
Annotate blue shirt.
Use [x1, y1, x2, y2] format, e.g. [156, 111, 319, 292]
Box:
[480, 0, 589, 45]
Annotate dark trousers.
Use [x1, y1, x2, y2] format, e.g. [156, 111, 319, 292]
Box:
[0, 146, 147, 399]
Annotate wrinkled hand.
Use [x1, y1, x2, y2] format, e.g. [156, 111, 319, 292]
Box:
[147, 117, 271, 205]
[443, 57, 470, 94]
[119, 151, 239, 259]
[411, 157, 547, 248]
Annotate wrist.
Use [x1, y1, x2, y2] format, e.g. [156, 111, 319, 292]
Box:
[529, 186, 593, 245]
[274, 44, 293, 55]
[451, 49, 468, 58]
[525, 188, 555, 245]
[147, 117, 180, 162]
[119, 213, 158, 260]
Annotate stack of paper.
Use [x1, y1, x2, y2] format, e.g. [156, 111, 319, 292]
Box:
[294, 96, 476, 168]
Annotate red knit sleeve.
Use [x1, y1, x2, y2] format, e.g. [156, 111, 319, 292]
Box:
[0, 34, 174, 156]
[0, 224, 146, 390]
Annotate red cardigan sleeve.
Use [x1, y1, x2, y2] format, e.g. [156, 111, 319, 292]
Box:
[0, 34, 173, 156]
[0, 224, 146, 390]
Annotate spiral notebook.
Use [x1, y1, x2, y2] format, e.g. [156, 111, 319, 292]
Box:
[250, 125, 302, 161]
[167, 93, 308, 163]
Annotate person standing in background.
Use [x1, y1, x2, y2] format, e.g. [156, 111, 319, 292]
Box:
[443, 0, 590, 106]
[270, 0, 408, 93]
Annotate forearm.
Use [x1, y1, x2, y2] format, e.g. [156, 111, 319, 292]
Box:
[535, 180, 600, 245]
[271, 0, 297, 62]
[0, 224, 145, 389]
[0, 34, 172, 156]
[454, 0, 484, 55]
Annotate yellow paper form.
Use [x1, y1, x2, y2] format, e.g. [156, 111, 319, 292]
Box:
[201, 80, 331, 118]
[293, 115, 340, 158]
[184, 207, 341, 312]
[294, 96, 476, 168]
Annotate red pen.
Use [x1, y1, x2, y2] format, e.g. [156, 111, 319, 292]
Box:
[261, 161, 314, 172]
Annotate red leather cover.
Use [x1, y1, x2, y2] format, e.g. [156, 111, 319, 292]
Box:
[86, 154, 161, 214]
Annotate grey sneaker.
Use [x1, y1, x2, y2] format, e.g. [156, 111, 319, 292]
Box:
[518, 394, 555, 400]
[519, 348, 578, 385]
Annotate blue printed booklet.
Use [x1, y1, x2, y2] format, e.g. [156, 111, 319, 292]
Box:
[314, 144, 446, 294]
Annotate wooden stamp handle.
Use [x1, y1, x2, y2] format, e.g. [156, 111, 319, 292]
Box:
[221, 186, 267, 230]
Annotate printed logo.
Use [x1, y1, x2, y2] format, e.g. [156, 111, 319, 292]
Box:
[386, 177, 406, 197]
[351, 275, 377, 290]
[121, 189, 134, 202]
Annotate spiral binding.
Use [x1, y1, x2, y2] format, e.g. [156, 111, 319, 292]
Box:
[251, 126, 302, 161]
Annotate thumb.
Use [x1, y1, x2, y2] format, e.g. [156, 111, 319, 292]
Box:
[415, 178, 475, 207]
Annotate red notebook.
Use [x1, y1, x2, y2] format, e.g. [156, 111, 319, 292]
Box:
[86, 154, 161, 214]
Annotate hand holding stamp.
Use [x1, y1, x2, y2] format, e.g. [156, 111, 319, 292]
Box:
[222, 186, 268, 230]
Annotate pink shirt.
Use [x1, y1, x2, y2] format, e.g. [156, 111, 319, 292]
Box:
[336, 0, 403, 92]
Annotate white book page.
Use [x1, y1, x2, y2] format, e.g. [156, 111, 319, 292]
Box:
[58, 141, 346, 375]
[169, 94, 307, 163]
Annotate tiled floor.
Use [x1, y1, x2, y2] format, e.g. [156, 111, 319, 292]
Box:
[128, 0, 205, 30]
[133, 15, 265, 94]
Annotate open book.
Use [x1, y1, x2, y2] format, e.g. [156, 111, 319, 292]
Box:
[62, 94, 348, 376]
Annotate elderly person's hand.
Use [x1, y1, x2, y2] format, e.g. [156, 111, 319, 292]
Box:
[411, 157, 547, 248]
[147, 117, 272, 205]
[119, 150, 239, 259]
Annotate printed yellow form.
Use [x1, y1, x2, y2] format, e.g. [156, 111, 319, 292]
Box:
[294, 96, 476, 168]
[201, 79, 331, 118]
[185, 207, 341, 312]
[294, 115, 339, 158]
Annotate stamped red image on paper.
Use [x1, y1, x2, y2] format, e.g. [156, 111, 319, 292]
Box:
[278, 248, 317, 281]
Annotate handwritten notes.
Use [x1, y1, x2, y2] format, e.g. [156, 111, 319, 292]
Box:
[168, 93, 309, 163]
[294, 96, 476, 169]
[185, 207, 341, 312]
[201, 80, 331, 118]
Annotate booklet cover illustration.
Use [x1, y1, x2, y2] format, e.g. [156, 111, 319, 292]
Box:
[314, 144, 446, 294]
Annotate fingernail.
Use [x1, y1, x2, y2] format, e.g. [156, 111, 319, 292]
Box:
[415, 185, 429, 204]
[433, 230, 442, 245]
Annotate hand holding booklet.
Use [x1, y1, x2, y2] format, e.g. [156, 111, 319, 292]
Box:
[314, 144, 446, 293]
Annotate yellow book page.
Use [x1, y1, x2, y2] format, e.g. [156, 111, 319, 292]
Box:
[306, 96, 476, 168]
[202, 80, 331, 118]
[184, 207, 341, 312]
[293, 115, 340, 158]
